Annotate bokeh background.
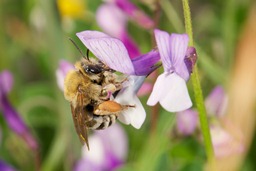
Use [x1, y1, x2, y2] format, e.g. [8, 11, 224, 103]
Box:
[0, 0, 256, 170]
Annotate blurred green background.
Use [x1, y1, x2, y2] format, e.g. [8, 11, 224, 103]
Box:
[0, 0, 255, 171]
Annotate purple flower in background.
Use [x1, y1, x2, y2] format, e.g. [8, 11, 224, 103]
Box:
[96, 3, 140, 58]
[106, 0, 154, 29]
[0, 70, 37, 150]
[74, 124, 128, 171]
[176, 109, 198, 136]
[96, 0, 154, 58]
[56, 60, 75, 90]
[0, 160, 16, 171]
[147, 29, 192, 112]
[76, 30, 160, 128]
[205, 86, 228, 117]
[176, 86, 227, 136]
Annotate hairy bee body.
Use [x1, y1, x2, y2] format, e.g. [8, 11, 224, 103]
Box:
[64, 58, 130, 149]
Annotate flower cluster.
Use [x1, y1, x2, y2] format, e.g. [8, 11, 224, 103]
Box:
[57, 29, 196, 129]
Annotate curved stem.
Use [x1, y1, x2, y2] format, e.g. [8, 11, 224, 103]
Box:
[182, 0, 214, 160]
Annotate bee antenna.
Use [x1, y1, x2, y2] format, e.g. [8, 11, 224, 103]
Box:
[68, 37, 89, 60]
[86, 49, 90, 60]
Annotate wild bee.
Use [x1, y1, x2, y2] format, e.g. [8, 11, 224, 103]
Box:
[64, 57, 133, 150]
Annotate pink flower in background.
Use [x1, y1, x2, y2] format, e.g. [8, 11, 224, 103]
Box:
[176, 86, 227, 136]
[56, 60, 74, 90]
[147, 29, 192, 112]
[210, 125, 244, 158]
[96, 3, 140, 58]
[0, 70, 37, 150]
[205, 86, 228, 117]
[112, 0, 154, 29]
[176, 109, 198, 136]
[74, 124, 128, 171]
[96, 0, 154, 58]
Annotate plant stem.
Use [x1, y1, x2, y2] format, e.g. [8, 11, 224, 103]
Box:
[182, 0, 214, 160]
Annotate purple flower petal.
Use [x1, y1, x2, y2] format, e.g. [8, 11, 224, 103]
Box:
[120, 31, 141, 59]
[205, 86, 228, 117]
[0, 160, 16, 171]
[0, 71, 37, 150]
[169, 33, 190, 81]
[96, 3, 127, 38]
[56, 60, 74, 91]
[0, 70, 13, 97]
[154, 29, 172, 72]
[147, 73, 192, 112]
[176, 109, 198, 136]
[76, 30, 135, 75]
[114, 0, 154, 29]
[154, 29, 190, 81]
[131, 50, 160, 75]
[184, 47, 197, 74]
[1, 95, 27, 135]
[0, 92, 37, 149]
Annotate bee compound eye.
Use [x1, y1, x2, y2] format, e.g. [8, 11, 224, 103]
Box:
[84, 65, 102, 74]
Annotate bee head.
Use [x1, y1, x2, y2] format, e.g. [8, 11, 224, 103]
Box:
[84, 64, 103, 75]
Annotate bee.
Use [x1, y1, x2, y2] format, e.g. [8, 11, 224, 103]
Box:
[64, 57, 133, 150]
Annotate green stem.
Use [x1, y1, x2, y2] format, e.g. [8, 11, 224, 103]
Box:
[182, 0, 214, 160]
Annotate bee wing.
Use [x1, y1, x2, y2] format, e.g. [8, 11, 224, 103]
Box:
[76, 30, 135, 75]
[71, 93, 90, 150]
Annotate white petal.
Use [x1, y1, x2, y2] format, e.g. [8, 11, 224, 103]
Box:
[147, 73, 166, 106]
[159, 73, 192, 112]
[82, 135, 105, 165]
[115, 86, 146, 129]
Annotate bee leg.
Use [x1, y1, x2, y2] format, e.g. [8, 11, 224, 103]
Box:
[94, 101, 135, 116]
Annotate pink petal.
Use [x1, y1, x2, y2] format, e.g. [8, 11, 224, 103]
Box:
[96, 3, 127, 38]
[76, 31, 135, 75]
[176, 109, 198, 136]
[55, 60, 74, 91]
[0, 70, 13, 95]
[205, 86, 228, 117]
[137, 82, 152, 96]
[114, 0, 154, 29]
[119, 31, 141, 59]
[169, 33, 190, 81]
[210, 125, 244, 158]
